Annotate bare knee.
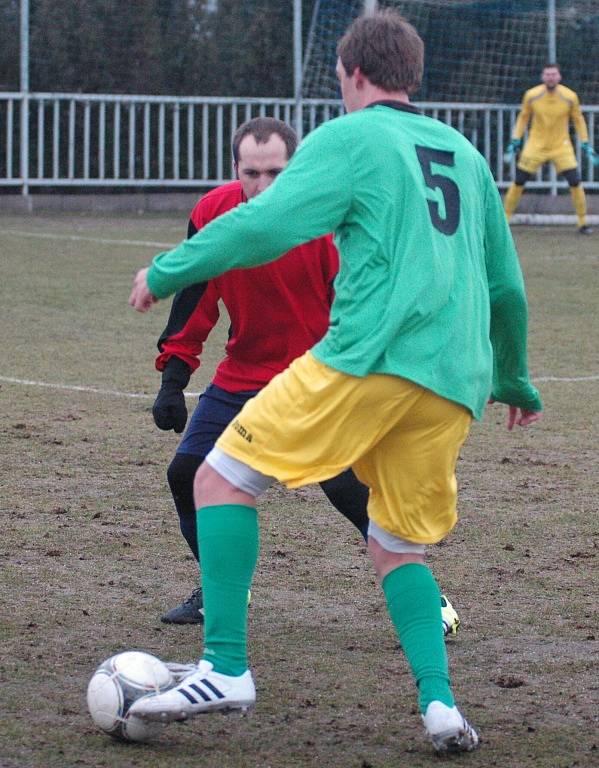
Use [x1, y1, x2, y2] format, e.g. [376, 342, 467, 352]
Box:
[193, 462, 256, 509]
[368, 534, 425, 582]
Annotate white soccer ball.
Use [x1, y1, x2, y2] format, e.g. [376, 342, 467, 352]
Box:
[86, 650, 174, 742]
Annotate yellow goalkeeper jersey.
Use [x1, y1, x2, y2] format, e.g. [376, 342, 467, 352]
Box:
[513, 83, 588, 151]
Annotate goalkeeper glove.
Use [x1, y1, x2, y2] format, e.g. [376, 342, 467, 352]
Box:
[153, 356, 191, 433]
[581, 142, 599, 167]
[503, 138, 523, 162]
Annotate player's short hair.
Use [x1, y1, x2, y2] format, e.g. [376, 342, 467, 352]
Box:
[336, 9, 424, 94]
[543, 63, 561, 72]
[232, 118, 298, 164]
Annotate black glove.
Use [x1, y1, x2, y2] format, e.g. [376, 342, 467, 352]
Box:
[152, 356, 191, 433]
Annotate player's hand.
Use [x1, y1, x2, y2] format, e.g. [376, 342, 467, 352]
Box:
[488, 399, 542, 431]
[581, 142, 599, 167]
[506, 406, 542, 431]
[153, 384, 187, 432]
[129, 267, 158, 312]
[153, 357, 191, 433]
[503, 138, 523, 162]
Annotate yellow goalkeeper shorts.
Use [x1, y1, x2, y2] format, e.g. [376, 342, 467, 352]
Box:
[518, 141, 577, 175]
[216, 351, 472, 544]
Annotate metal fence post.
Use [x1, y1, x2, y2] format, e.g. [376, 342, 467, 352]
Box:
[20, 0, 30, 197]
[548, 0, 557, 196]
[293, 0, 303, 139]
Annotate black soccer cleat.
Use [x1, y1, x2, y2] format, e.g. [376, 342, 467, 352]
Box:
[578, 225, 593, 235]
[161, 587, 205, 625]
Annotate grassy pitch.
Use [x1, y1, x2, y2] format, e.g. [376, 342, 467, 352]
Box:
[0, 214, 597, 768]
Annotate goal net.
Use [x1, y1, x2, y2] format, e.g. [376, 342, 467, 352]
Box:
[302, 0, 599, 104]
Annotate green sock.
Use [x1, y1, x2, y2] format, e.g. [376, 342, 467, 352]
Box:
[382, 563, 454, 714]
[196, 504, 259, 676]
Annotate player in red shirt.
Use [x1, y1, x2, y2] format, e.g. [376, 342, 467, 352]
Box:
[154, 117, 369, 623]
[153, 117, 459, 635]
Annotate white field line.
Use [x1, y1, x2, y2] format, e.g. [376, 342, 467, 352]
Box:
[511, 214, 599, 225]
[0, 376, 201, 399]
[534, 375, 599, 382]
[1, 373, 598, 401]
[0, 229, 177, 249]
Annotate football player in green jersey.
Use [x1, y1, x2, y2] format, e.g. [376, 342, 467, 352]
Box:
[130, 9, 542, 754]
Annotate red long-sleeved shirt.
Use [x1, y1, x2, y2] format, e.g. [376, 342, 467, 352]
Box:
[156, 181, 339, 392]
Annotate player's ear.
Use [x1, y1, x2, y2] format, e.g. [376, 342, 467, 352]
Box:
[353, 67, 367, 90]
[234, 162, 239, 180]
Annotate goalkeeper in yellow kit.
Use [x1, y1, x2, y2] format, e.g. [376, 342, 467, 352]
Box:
[503, 63, 598, 234]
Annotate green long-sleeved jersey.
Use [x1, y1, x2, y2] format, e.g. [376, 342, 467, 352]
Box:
[147, 102, 542, 420]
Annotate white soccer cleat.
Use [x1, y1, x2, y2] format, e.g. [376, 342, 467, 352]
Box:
[129, 659, 256, 723]
[422, 701, 479, 753]
[164, 661, 199, 682]
[441, 594, 460, 637]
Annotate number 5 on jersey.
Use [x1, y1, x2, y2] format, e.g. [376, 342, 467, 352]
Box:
[415, 145, 461, 236]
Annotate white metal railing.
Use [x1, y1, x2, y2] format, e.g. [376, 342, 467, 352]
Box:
[1, 92, 597, 194]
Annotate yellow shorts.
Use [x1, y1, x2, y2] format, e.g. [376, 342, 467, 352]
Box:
[517, 142, 577, 175]
[216, 352, 472, 544]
